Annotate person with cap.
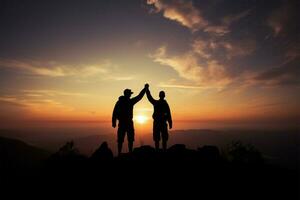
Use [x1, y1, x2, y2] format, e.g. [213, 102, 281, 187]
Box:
[145, 85, 172, 151]
[112, 84, 148, 155]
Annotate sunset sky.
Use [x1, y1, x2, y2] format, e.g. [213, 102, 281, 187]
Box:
[0, 0, 299, 129]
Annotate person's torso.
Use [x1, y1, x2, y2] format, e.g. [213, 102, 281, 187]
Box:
[117, 98, 134, 121]
[153, 100, 169, 121]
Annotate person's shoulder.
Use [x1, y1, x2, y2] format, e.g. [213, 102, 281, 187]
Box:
[163, 100, 170, 106]
[118, 96, 126, 103]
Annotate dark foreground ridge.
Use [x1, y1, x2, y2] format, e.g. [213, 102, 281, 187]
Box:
[0, 137, 299, 198]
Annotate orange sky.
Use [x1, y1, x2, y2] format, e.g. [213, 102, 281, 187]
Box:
[0, 0, 299, 129]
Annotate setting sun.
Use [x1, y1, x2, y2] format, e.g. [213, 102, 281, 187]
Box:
[134, 115, 148, 124]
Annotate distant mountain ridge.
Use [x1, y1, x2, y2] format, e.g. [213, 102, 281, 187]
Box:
[0, 136, 50, 170]
[0, 128, 298, 169]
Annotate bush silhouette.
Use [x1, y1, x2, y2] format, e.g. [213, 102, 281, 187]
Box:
[225, 140, 263, 165]
[47, 141, 87, 170]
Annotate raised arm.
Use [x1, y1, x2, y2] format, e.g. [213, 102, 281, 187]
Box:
[146, 89, 156, 105]
[131, 87, 146, 105]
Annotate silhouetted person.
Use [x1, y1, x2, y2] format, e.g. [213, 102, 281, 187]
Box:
[146, 85, 172, 151]
[112, 85, 147, 155]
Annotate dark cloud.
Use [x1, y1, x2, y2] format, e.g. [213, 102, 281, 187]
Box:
[147, 0, 208, 32]
[147, 0, 251, 35]
[148, 0, 299, 89]
[255, 57, 300, 86]
[267, 0, 300, 37]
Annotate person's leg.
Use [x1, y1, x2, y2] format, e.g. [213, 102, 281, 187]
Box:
[117, 125, 126, 155]
[127, 120, 135, 153]
[153, 121, 160, 151]
[118, 142, 123, 155]
[155, 141, 159, 150]
[162, 140, 167, 151]
[161, 122, 168, 151]
[128, 141, 133, 153]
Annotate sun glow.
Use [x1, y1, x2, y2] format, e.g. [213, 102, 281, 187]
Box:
[134, 115, 148, 124]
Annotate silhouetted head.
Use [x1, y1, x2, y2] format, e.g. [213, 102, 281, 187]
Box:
[124, 89, 133, 98]
[159, 91, 165, 100]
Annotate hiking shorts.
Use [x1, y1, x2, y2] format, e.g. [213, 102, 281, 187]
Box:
[153, 121, 168, 142]
[117, 120, 135, 143]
